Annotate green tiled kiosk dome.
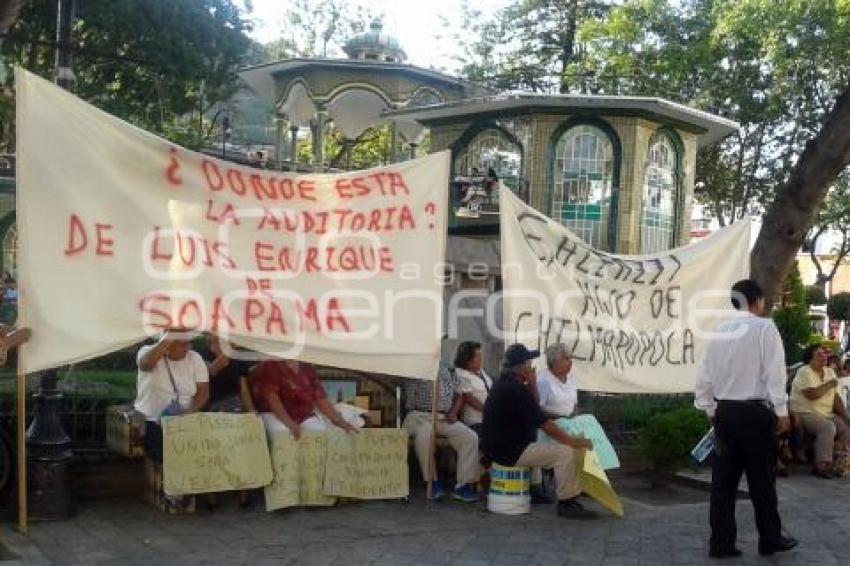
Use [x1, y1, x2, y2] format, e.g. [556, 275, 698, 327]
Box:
[343, 20, 407, 63]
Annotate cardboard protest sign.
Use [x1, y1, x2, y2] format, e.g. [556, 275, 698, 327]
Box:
[500, 189, 750, 393]
[264, 429, 409, 511]
[542, 415, 619, 470]
[162, 413, 272, 495]
[265, 432, 335, 511]
[15, 68, 448, 379]
[324, 429, 408, 499]
[578, 449, 623, 518]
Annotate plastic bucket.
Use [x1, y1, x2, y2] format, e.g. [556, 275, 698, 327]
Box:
[487, 464, 530, 515]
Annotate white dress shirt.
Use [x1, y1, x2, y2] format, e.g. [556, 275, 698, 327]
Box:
[537, 367, 578, 417]
[694, 311, 788, 418]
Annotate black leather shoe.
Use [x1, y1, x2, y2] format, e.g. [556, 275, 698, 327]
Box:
[708, 548, 742, 559]
[556, 498, 598, 520]
[530, 485, 553, 504]
[759, 536, 798, 555]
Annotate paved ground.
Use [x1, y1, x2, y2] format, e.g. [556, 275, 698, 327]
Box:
[1, 470, 848, 565]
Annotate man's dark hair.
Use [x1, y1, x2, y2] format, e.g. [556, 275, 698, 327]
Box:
[730, 279, 764, 310]
[453, 341, 481, 371]
[802, 344, 821, 365]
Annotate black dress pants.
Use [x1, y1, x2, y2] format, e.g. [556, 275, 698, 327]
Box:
[710, 400, 783, 552]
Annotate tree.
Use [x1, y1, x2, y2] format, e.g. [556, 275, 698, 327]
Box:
[804, 285, 827, 306]
[751, 86, 850, 303]
[806, 174, 850, 290]
[772, 261, 811, 364]
[575, 0, 850, 229]
[0, 0, 254, 150]
[0, 0, 30, 32]
[445, 0, 613, 93]
[828, 292, 850, 321]
[265, 0, 373, 60]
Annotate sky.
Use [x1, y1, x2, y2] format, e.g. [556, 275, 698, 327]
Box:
[245, 0, 510, 71]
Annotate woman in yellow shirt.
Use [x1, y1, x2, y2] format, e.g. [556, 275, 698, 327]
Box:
[790, 345, 850, 478]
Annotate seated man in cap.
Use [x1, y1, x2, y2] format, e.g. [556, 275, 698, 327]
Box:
[481, 344, 596, 519]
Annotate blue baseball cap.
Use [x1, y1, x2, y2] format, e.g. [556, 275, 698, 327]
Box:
[504, 343, 540, 366]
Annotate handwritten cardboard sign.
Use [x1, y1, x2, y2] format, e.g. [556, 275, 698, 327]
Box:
[16, 68, 447, 380]
[264, 429, 409, 511]
[578, 448, 623, 518]
[500, 189, 750, 393]
[264, 432, 336, 511]
[324, 429, 409, 499]
[550, 415, 619, 470]
[162, 413, 273, 496]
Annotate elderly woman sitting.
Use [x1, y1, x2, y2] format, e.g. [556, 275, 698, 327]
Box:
[790, 345, 850, 478]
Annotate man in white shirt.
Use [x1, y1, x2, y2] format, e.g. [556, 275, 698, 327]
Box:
[538, 343, 578, 419]
[527, 343, 580, 504]
[694, 279, 797, 558]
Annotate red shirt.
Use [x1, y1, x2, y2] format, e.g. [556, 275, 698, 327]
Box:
[252, 361, 326, 423]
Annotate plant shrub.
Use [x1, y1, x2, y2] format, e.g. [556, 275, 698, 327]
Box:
[804, 285, 827, 306]
[637, 407, 708, 478]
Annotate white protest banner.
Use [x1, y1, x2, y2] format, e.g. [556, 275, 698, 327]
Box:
[162, 412, 273, 495]
[15, 68, 448, 378]
[501, 189, 750, 393]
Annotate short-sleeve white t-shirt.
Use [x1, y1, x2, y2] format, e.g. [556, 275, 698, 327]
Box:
[537, 368, 578, 418]
[134, 345, 209, 421]
[457, 367, 493, 425]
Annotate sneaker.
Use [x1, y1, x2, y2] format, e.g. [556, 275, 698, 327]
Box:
[428, 480, 448, 501]
[556, 498, 598, 520]
[452, 484, 478, 503]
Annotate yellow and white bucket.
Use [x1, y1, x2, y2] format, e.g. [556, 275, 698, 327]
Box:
[487, 464, 531, 515]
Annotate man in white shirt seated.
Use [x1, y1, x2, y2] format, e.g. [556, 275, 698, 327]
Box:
[537, 343, 578, 419]
[529, 343, 580, 503]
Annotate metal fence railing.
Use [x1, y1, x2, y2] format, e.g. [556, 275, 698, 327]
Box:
[0, 366, 135, 450]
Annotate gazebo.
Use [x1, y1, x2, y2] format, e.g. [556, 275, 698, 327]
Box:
[385, 94, 739, 251]
[238, 20, 490, 170]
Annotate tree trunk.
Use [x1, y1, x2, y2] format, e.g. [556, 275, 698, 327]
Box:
[751, 85, 850, 304]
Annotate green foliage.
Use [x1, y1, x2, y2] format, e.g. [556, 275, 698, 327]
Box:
[773, 308, 812, 364]
[782, 261, 807, 306]
[828, 292, 850, 321]
[772, 261, 811, 364]
[444, 0, 613, 93]
[636, 408, 708, 475]
[449, 0, 850, 224]
[804, 285, 828, 306]
[294, 124, 406, 170]
[0, 0, 254, 151]
[263, 0, 374, 60]
[622, 395, 694, 430]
